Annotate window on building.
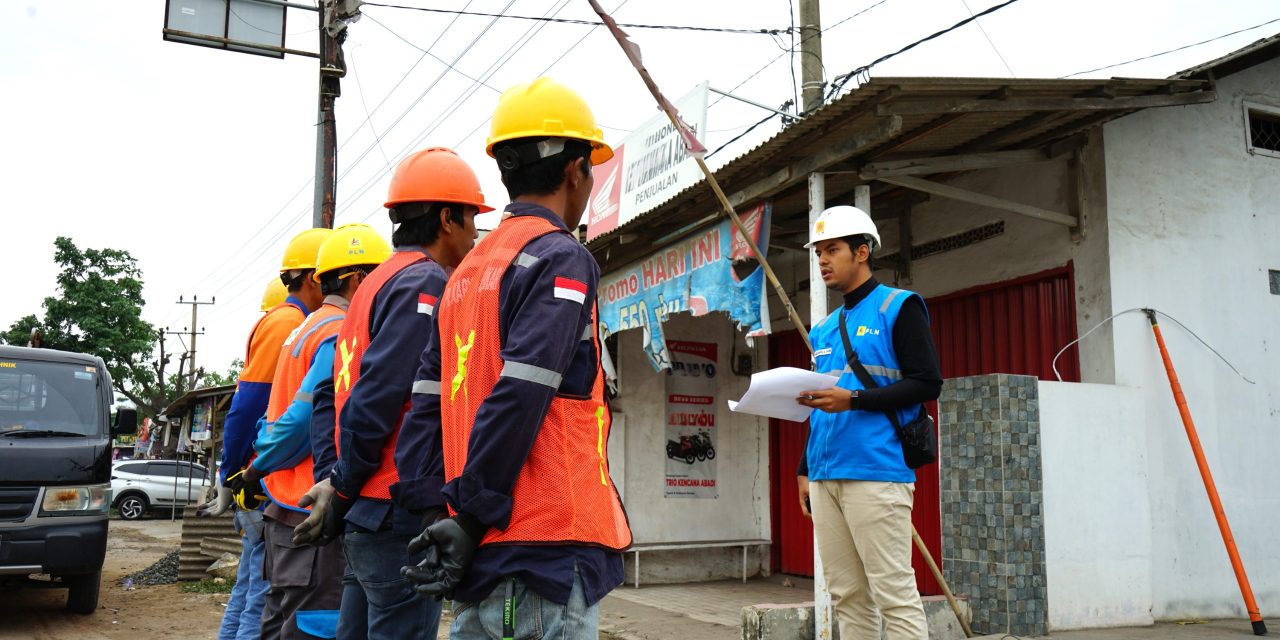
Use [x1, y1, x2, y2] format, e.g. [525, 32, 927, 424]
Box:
[1245, 102, 1280, 157]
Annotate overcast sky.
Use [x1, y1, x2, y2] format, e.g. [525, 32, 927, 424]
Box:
[2, 0, 1275, 373]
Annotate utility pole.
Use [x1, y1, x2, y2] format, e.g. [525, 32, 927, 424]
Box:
[798, 0, 824, 113]
[172, 296, 215, 392]
[313, 0, 354, 229]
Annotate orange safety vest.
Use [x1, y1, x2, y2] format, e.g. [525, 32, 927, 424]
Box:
[440, 215, 631, 550]
[333, 251, 427, 500]
[261, 303, 346, 511]
[240, 301, 306, 386]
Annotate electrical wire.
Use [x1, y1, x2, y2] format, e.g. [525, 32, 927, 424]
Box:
[1063, 16, 1280, 78]
[1051, 308, 1256, 385]
[828, 0, 1024, 99]
[361, 2, 791, 35]
[362, 12, 502, 94]
[338, 0, 585, 223]
[786, 0, 800, 112]
[356, 0, 634, 223]
[706, 113, 778, 159]
[959, 0, 1016, 77]
[707, 0, 894, 112]
[199, 0, 516, 317]
[348, 49, 394, 176]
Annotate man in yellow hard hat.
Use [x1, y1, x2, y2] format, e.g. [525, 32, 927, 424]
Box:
[402, 78, 630, 639]
[240, 224, 392, 640]
[261, 278, 289, 312]
[210, 227, 331, 640]
[291, 147, 490, 640]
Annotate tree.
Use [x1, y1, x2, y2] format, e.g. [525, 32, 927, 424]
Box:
[4, 237, 174, 416]
[201, 358, 244, 387]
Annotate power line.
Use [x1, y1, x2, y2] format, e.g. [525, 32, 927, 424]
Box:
[828, 0, 1025, 98]
[959, 0, 1016, 77]
[362, 12, 503, 94]
[1063, 16, 1280, 78]
[348, 49, 394, 174]
[707, 0, 895, 112]
[358, 0, 634, 223]
[183, 1, 481, 304]
[706, 112, 777, 160]
[361, 2, 791, 35]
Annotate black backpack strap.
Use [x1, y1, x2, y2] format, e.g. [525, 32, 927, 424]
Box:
[837, 311, 903, 433]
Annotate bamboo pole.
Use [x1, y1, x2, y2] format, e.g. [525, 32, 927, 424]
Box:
[584, 1, 967, 632]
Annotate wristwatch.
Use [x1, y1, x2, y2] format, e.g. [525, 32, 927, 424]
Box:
[850, 389, 862, 410]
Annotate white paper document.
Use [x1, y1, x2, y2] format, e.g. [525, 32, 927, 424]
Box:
[727, 367, 841, 422]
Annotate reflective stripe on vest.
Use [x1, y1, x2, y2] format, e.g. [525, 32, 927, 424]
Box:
[332, 251, 428, 500]
[261, 304, 346, 511]
[439, 215, 632, 550]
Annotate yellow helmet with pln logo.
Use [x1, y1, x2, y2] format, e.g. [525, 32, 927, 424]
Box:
[313, 223, 393, 282]
[486, 77, 613, 166]
[260, 278, 288, 312]
[281, 228, 333, 272]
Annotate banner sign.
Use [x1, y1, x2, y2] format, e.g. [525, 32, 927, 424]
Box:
[664, 341, 718, 499]
[600, 203, 772, 371]
[585, 83, 710, 241]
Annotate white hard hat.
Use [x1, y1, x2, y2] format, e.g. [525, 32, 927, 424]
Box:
[805, 205, 880, 250]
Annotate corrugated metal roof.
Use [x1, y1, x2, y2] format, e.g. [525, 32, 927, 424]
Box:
[588, 75, 1213, 270]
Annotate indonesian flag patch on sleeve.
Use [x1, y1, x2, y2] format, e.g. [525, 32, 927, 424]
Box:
[553, 276, 587, 304]
[417, 293, 437, 316]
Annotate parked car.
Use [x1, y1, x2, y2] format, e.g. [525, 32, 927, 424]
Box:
[110, 460, 209, 520]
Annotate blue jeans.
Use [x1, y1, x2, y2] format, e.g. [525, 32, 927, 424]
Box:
[340, 529, 441, 640]
[451, 569, 597, 640]
[218, 509, 270, 640]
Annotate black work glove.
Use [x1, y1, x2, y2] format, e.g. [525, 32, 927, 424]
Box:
[226, 468, 266, 511]
[401, 513, 485, 599]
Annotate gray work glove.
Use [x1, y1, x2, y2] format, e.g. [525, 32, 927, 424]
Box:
[292, 479, 337, 546]
[196, 481, 232, 517]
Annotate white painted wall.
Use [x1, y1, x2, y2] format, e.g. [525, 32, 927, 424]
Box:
[1102, 58, 1280, 620]
[1039, 381, 1154, 630]
[612, 312, 771, 582]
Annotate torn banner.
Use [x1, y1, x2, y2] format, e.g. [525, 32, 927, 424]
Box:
[599, 203, 772, 371]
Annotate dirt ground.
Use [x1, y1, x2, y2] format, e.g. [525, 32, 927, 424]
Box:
[0, 517, 224, 640]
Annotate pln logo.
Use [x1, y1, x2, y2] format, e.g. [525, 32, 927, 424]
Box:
[856, 325, 881, 337]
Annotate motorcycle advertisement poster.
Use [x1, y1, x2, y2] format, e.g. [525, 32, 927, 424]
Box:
[664, 340, 718, 499]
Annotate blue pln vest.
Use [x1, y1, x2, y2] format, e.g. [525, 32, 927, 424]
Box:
[806, 284, 925, 483]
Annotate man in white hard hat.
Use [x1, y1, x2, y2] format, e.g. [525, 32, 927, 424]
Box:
[795, 205, 942, 640]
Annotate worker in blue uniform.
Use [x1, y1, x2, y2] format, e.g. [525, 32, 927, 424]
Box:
[795, 205, 942, 640]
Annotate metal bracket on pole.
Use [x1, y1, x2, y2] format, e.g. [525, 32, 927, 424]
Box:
[708, 87, 796, 120]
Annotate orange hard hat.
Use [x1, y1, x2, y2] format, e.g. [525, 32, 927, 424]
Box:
[384, 147, 494, 213]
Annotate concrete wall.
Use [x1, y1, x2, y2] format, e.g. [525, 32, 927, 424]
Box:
[613, 312, 771, 583]
[1039, 381, 1154, 630]
[1101, 58, 1280, 621]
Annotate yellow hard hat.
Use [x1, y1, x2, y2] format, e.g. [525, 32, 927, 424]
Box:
[313, 223, 393, 281]
[281, 228, 334, 272]
[260, 278, 288, 312]
[486, 77, 613, 166]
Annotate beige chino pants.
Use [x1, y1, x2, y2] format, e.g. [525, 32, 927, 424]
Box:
[811, 480, 927, 640]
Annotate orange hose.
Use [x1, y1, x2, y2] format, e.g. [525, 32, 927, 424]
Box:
[1147, 311, 1266, 635]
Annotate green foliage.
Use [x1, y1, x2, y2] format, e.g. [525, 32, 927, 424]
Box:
[3, 237, 178, 415]
[201, 358, 245, 388]
[180, 577, 236, 594]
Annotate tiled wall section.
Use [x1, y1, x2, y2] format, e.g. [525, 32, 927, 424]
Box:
[938, 374, 1047, 637]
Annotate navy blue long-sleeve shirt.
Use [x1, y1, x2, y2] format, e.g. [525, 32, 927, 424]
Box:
[331, 249, 448, 534]
[311, 377, 338, 481]
[399, 203, 623, 606]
